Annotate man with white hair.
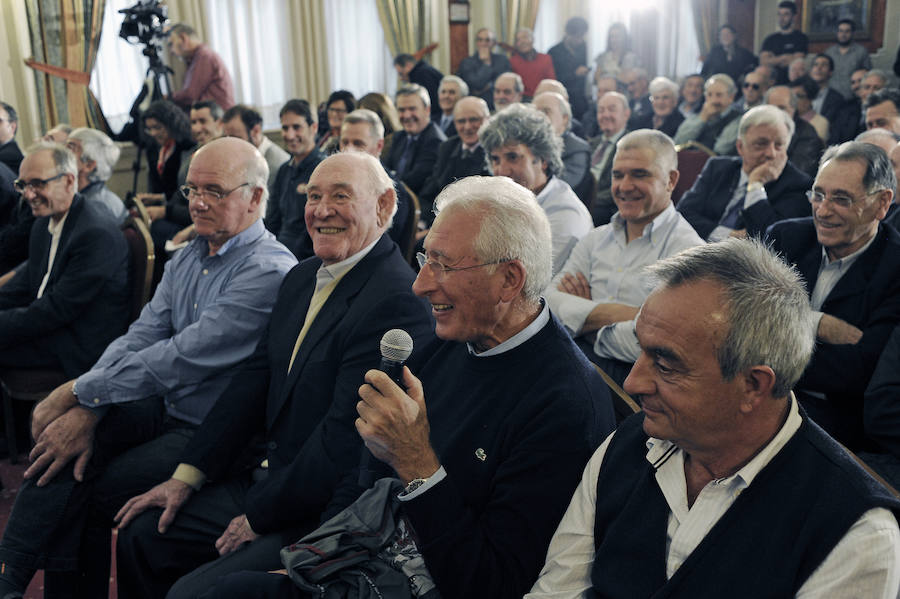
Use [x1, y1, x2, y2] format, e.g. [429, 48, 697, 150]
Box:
[112, 153, 427, 598]
[456, 27, 511, 109]
[546, 130, 703, 385]
[434, 75, 468, 137]
[65, 128, 128, 223]
[529, 238, 900, 598]
[0, 142, 129, 377]
[185, 175, 615, 599]
[0, 137, 298, 598]
[382, 84, 447, 195]
[674, 73, 743, 155]
[480, 103, 592, 274]
[588, 91, 630, 225]
[678, 104, 811, 241]
[621, 67, 652, 125]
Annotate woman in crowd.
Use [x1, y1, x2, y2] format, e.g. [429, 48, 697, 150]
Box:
[593, 23, 639, 81]
[317, 90, 356, 154]
[141, 100, 193, 199]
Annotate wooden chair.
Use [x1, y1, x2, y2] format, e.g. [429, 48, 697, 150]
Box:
[399, 183, 421, 265]
[121, 216, 156, 321]
[128, 194, 152, 228]
[592, 362, 641, 423]
[672, 141, 715, 206]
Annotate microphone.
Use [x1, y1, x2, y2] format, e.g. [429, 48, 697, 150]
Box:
[358, 329, 414, 487]
[379, 329, 414, 386]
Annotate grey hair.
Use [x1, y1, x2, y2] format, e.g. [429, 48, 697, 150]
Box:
[616, 129, 677, 174]
[647, 238, 816, 397]
[439, 75, 469, 98]
[497, 72, 524, 94]
[601, 91, 630, 112]
[820, 141, 897, 196]
[516, 27, 534, 41]
[706, 73, 737, 96]
[434, 175, 552, 304]
[739, 104, 795, 141]
[864, 69, 889, 87]
[764, 85, 798, 111]
[26, 141, 77, 178]
[343, 108, 384, 140]
[648, 76, 679, 98]
[68, 128, 120, 182]
[479, 103, 564, 176]
[396, 83, 430, 109]
[534, 91, 572, 131]
[856, 127, 900, 147]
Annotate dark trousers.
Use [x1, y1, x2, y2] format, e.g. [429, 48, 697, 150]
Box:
[197, 571, 302, 599]
[116, 471, 279, 599]
[0, 399, 194, 598]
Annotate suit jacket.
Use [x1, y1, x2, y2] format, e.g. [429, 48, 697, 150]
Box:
[433, 114, 457, 139]
[677, 156, 812, 239]
[0, 194, 130, 376]
[0, 140, 23, 174]
[819, 87, 845, 128]
[177, 234, 434, 538]
[409, 61, 445, 120]
[768, 219, 900, 449]
[626, 110, 685, 138]
[418, 136, 490, 224]
[381, 123, 447, 195]
[788, 117, 825, 177]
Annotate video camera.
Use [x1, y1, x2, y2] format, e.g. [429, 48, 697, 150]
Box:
[118, 0, 168, 46]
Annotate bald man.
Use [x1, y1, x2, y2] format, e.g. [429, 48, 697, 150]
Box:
[0, 137, 298, 597]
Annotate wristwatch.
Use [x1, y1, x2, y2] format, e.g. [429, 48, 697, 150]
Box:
[404, 477, 429, 495]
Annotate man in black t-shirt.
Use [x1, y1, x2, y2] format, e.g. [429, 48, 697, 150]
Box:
[759, 1, 809, 84]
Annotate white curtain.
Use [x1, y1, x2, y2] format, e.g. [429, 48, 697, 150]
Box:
[90, 0, 153, 133]
[324, 0, 397, 100]
[533, 0, 701, 80]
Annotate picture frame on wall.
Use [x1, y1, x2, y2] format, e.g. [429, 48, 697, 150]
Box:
[802, 0, 872, 42]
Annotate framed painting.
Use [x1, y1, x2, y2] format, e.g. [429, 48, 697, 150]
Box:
[800, 0, 886, 52]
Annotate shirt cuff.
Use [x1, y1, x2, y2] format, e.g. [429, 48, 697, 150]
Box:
[708, 225, 734, 242]
[397, 466, 447, 502]
[812, 310, 825, 331]
[172, 463, 207, 491]
[743, 184, 768, 209]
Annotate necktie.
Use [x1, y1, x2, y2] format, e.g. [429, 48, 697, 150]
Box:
[719, 187, 746, 229]
[591, 140, 611, 168]
[287, 276, 343, 373]
[396, 136, 415, 178]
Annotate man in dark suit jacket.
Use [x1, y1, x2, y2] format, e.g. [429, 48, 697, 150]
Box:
[114, 152, 434, 599]
[381, 84, 447, 195]
[0, 102, 23, 173]
[419, 96, 491, 225]
[767, 141, 900, 450]
[433, 75, 465, 138]
[810, 53, 847, 129]
[678, 105, 811, 240]
[0, 143, 129, 377]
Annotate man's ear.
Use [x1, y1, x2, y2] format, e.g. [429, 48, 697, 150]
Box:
[498, 259, 527, 303]
[739, 365, 777, 414]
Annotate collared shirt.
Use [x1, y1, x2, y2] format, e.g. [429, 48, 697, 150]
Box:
[75, 218, 297, 425]
[170, 44, 235, 110]
[535, 176, 593, 275]
[402, 300, 551, 501]
[36, 210, 69, 299]
[267, 147, 325, 256]
[810, 232, 877, 311]
[526, 396, 900, 598]
[545, 204, 704, 362]
[707, 170, 770, 242]
[313, 236, 379, 294]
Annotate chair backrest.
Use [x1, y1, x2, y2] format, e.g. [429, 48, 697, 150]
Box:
[121, 216, 155, 322]
[673, 141, 715, 206]
[592, 361, 641, 423]
[398, 182, 421, 265]
[130, 195, 152, 228]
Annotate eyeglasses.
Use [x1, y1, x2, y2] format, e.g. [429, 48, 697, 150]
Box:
[416, 252, 508, 277]
[180, 182, 250, 205]
[476, 36, 492, 42]
[743, 82, 761, 90]
[14, 172, 66, 194]
[327, 107, 347, 115]
[806, 189, 879, 209]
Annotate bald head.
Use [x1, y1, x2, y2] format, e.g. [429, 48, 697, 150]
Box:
[533, 92, 571, 136]
[534, 79, 568, 99]
[453, 96, 490, 146]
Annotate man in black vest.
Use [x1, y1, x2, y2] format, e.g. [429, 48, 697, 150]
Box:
[527, 238, 900, 598]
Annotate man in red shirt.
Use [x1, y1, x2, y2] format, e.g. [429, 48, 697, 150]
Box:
[167, 23, 235, 112]
[509, 28, 556, 99]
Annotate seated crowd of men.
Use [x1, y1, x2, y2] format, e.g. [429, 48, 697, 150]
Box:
[2, 5, 900, 596]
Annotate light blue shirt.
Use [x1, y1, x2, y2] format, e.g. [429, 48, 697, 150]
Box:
[545, 203, 704, 362]
[76, 218, 297, 424]
[535, 176, 593, 276]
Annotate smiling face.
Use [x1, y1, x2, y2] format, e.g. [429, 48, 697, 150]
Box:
[281, 111, 317, 160]
[515, 30, 534, 54]
[453, 98, 487, 146]
[304, 154, 392, 266]
[596, 94, 630, 137]
[651, 88, 677, 118]
[737, 122, 789, 176]
[396, 93, 429, 135]
[851, 70, 867, 97]
[326, 100, 349, 133]
[339, 121, 383, 157]
[860, 74, 885, 102]
[489, 143, 547, 193]
[143, 117, 170, 147]
[866, 100, 900, 134]
[811, 158, 890, 260]
[705, 80, 735, 115]
[625, 279, 743, 451]
[413, 208, 507, 348]
[438, 81, 462, 116]
[611, 146, 674, 228]
[681, 76, 704, 106]
[18, 150, 75, 222]
[190, 107, 223, 146]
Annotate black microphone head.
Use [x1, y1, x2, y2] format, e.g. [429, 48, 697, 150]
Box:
[380, 329, 413, 363]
